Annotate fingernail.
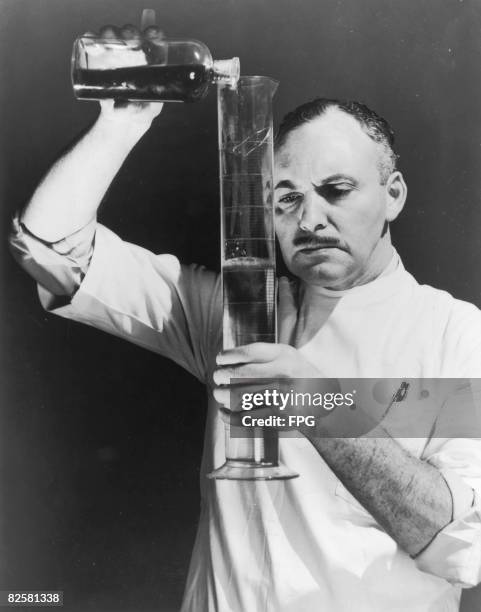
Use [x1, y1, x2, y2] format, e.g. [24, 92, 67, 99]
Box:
[141, 8, 156, 30]
[213, 370, 226, 385]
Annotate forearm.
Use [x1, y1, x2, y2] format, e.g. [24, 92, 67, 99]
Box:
[307, 433, 452, 556]
[20, 111, 151, 242]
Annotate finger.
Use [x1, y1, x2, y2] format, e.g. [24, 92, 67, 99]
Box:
[99, 25, 120, 39]
[216, 343, 282, 366]
[228, 406, 276, 427]
[121, 24, 141, 39]
[216, 382, 281, 411]
[219, 407, 232, 425]
[81, 31, 100, 49]
[141, 8, 156, 30]
[278, 276, 297, 344]
[213, 386, 231, 409]
[214, 363, 284, 385]
[143, 25, 164, 40]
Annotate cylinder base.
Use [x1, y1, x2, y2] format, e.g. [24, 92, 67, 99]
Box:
[206, 459, 299, 481]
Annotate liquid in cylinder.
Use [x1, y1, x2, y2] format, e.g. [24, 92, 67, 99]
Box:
[222, 257, 276, 348]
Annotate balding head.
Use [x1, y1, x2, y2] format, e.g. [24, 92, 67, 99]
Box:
[275, 98, 398, 185]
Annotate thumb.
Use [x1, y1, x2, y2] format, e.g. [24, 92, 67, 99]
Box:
[140, 9, 157, 30]
[278, 276, 297, 344]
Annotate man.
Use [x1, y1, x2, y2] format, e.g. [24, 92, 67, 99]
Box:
[9, 64, 481, 610]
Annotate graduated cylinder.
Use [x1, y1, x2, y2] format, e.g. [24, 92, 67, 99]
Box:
[207, 76, 298, 481]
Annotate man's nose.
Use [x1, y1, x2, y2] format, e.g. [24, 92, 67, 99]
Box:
[299, 192, 328, 232]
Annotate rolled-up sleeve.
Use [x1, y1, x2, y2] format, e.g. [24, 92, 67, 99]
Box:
[414, 432, 481, 587]
[9, 215, 96, 300]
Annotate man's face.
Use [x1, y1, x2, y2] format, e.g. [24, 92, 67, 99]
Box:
[274, 109, 395, 289]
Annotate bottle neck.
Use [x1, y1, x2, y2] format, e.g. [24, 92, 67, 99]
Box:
[212, 58, 240, 87]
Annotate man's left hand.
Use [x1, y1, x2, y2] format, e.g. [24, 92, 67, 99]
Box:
[213, 343, 325, 415]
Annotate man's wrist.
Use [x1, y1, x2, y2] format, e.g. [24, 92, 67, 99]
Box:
[95, 110, 153, 142]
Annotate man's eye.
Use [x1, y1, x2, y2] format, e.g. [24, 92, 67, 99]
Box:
[321, 184, 353, 200]
[279, 193, 301, 203]
[277, 193, 302, 210]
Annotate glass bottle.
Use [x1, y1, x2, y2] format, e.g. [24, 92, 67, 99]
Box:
[72, 36, 240, 103]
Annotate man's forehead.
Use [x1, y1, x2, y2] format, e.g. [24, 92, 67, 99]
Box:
[274, 109, 380, 177]
[276, 149, 293, 168]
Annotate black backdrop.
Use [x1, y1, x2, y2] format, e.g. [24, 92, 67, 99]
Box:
[2, 1, 481, 610]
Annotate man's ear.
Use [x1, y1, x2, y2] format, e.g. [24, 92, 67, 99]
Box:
[385, 171, 407, 222]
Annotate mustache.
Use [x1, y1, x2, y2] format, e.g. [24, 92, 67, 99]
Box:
[293, 233, 347, 250]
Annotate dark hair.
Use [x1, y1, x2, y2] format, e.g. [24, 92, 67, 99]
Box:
[274, 98, 399, 184]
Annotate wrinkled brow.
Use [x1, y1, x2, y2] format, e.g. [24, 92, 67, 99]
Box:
[274, 179, 296, 190]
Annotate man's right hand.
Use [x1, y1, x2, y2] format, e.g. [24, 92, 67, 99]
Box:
[20, 24, 165, 242]
[86, 23, 165, 126]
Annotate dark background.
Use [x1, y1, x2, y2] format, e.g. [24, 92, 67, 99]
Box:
[2, 0, 481, 610]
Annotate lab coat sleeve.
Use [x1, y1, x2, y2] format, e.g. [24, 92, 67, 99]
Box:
[413, 437, 481, 588]
[414, 380, 481, 587]
[9, 215, 222, 384]
[412, 299, 481, 587]
[9, 215, 96, 297]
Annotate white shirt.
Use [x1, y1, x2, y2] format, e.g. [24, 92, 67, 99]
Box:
[9, 218, 481, 612]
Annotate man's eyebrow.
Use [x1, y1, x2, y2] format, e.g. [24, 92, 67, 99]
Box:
[274, 179, 296, 190]
[319, 173, 359, 185]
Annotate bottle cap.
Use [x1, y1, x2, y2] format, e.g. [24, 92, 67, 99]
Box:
[213, 58, 240, 87]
